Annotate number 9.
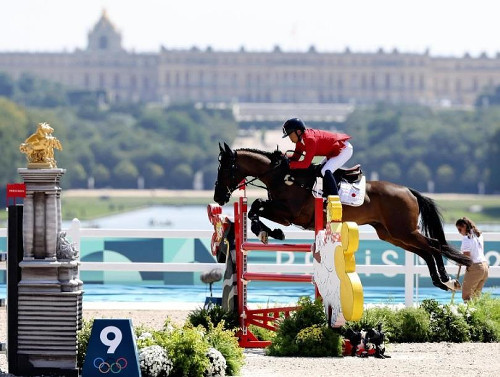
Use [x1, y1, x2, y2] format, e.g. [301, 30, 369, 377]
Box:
[100, 326, 122, 354]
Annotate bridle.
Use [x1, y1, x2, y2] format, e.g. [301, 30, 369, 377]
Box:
[215, 150, 286, 199]
[215, 151, 240, 198]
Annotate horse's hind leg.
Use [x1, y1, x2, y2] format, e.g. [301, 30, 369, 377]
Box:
[402, 231, 459, 291]
[429, 241, 462, 290]
[372, 224, 449, 291]
[432, 253, 450, 283]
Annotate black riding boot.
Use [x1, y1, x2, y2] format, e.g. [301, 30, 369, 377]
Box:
[323, 169, 338, 198]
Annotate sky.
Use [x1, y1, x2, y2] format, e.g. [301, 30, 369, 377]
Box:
[0, 0, 498, 57]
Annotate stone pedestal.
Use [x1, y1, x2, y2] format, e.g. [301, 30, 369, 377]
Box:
[15, 168, 83, 376]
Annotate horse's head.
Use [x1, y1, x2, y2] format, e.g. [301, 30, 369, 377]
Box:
[214, 142, 244, 205]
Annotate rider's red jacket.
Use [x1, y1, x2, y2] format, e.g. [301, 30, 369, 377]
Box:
[289, 129, 351, 169]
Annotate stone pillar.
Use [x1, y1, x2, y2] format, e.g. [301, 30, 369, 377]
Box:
[15, 168, 82, 376]
[56, 190, 62, 237]
[22, 192, 34, 259]
[33, 192, 45, 259]
[45, 192, 57, 260]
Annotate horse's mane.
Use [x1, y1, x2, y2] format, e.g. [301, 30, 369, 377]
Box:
[236, 148, 275, 159]
[236, 148, 287, 167]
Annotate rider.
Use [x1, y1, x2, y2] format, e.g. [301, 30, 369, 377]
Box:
[282, 117, 353, 198]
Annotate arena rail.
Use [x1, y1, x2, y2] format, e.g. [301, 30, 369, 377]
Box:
[0, 225, 499, 309]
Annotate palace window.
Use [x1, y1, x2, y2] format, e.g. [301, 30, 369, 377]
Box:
[385, 73, 391, 89]
[99, 36, 108, 50]
[419, 75, 425, 90]
[472, 77, 478, 91]
[113, 74, 120, 89]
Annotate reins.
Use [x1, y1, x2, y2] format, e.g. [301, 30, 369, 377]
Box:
[233, 153, 285, 191]
[219, 148, 322, 196]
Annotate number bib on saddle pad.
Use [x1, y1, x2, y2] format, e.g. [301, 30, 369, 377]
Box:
[313, 176, 366, 207]
[338, 176, 366, 207]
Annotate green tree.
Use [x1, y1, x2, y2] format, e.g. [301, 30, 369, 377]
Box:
[92, 164, 111, 188]
[113, 160, 139, 188]
[18, 73, 36, 93]
[64, 162, 87, 188]
[407, 161, 431, 191]
[380, 162, 402, 182]
[0, 98, 29, 187]
[436, 164, 455, 192]
[144, 162, 164, 188]
[488, 128, 500, 192]
[0, 72, 14, 97]
[460, 165, 480, 193]
[170, 163, 193, 189]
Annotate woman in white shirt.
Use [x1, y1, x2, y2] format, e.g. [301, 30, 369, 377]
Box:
[455, 217, 489, 301]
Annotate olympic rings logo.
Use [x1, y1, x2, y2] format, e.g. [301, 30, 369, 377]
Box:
[93, 357, 128, 374]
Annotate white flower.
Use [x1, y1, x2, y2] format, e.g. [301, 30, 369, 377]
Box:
[449, 305, 459, 316]
[139, 345, 173, 377]
[205, 347, 226, 377]
[138, 332, 153, 341]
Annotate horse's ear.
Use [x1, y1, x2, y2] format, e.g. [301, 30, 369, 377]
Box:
[224, 142, 233, 156]
[219, 142, 224, 153]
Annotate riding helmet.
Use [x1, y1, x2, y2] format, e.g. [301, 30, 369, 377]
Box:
[282, 118, 306, 138]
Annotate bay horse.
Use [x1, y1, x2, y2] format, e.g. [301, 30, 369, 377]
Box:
[213, 143, 471, 291]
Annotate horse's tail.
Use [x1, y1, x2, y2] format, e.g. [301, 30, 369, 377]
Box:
[409, 188, 472, 267]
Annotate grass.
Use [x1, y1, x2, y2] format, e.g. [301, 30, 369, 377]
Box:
[435, 197, 500, 224]
[60, 196, 212, 221]
[1, 192, 499, 224]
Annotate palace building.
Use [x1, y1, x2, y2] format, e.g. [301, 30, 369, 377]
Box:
[1, 11, 500, 108]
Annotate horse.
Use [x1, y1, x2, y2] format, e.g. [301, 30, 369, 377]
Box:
[213, 142, 471, 291]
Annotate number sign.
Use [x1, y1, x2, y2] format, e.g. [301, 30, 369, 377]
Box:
[82, 319, 140, 377]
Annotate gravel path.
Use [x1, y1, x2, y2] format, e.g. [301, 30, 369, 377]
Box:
[0, 308, 499, 376]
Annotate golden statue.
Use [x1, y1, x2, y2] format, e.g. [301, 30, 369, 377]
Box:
[20, 122, 63, 168]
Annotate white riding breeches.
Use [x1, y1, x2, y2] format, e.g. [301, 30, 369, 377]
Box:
[321, 142, 353, 176]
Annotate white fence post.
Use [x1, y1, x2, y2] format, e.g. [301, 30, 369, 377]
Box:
[404, 251, 414, 307]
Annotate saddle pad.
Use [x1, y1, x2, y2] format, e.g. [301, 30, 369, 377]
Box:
[339, 176, 366, 206]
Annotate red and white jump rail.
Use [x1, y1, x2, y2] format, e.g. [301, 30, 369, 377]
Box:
[234, 196, 324, 348]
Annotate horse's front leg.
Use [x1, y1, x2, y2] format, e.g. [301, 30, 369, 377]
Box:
[248, 199, 292, 243]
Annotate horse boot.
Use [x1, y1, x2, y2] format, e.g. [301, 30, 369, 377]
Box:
[322, 169, 338, 208]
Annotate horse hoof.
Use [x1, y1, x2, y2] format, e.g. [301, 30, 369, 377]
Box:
[259, 231, 269, 244]
[444, 279, 461, 291]
[433, 281, 450, 291]
[271, 229, 285, 240]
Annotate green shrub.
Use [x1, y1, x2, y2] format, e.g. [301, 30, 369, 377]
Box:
[77, 319, 93, 368]
[153, 325, 209, 377]
[344, 306, 397, 341]
[187, 305, 239, 331]
[393, 307, 430, 343]
[295, 324, 342, 357]
[468, 294, 500, 341]
[421, 299, 470, 343]
[267, 296, 341, 357]
[205, 322, 244, 376]
[249, 324, 276, 342]
[343, 297, 500, 344]
[457, 295, 499, 342]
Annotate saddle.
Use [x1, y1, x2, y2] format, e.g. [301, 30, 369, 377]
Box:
[284, 163, 363, 191]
